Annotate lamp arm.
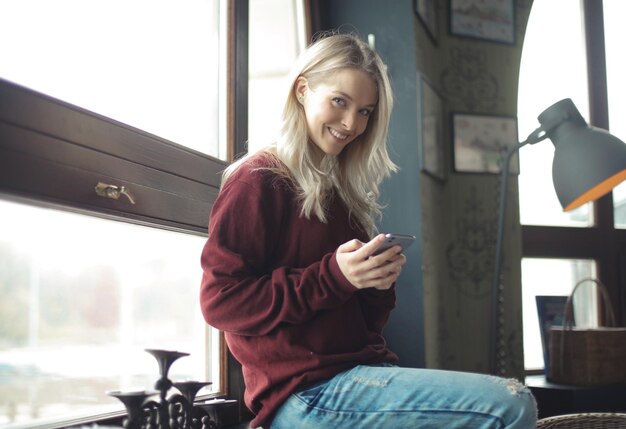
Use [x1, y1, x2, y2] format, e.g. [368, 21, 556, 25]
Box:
[488, 126, 545, 375]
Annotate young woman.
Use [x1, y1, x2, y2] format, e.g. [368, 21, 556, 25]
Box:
[200, 32, 536, 429]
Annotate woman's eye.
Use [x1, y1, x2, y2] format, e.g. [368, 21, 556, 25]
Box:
[359, 109, 372, 117]
[332, 97, 346, 106]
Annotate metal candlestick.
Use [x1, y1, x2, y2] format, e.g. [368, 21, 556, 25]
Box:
[108, 349, 216, 429]
[108, 390, 159, 429]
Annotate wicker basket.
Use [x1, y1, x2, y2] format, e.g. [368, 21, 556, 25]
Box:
[548, 279, 626, 386]
[537, 412, 626, 428]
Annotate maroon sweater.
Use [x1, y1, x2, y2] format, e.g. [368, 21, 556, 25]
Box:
[199, 153, 398, 428]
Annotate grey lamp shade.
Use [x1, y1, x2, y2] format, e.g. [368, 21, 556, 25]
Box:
[538, 98, 626, 211]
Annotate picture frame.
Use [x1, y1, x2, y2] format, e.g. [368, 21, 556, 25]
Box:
[536, 296, 568, 374]
[449, 0, 515, 45]
[452, 113, 518, 174]
[414, 0, 438, 44]
[417, 73, 445, 181]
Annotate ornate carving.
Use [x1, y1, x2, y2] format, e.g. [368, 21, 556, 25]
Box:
[446, 186, 496, 297]
[441, 46, 499, 111]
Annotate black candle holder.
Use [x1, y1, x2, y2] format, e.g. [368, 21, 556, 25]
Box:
[108, 390, 159, 429]
[108, 349, 216, 429]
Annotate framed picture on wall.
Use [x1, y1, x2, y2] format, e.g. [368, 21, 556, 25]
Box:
[417, 73, 445, 181]
[449, 0, 515, 45]
[414, 0, 438, 44]
[452, 113, 518, 174]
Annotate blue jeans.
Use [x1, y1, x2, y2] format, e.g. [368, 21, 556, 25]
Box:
[269, 365, 537, 428]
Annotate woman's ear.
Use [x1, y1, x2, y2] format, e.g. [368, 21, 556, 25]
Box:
[294, 76, 308, 104]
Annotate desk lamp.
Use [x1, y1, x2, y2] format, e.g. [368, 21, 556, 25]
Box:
[490, 98, 626, 375]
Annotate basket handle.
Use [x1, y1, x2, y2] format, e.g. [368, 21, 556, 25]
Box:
[557, 278, 617, 378]
[561, 277, 616, 330]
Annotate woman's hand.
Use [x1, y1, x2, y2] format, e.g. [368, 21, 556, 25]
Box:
[336, 233, 407, 290]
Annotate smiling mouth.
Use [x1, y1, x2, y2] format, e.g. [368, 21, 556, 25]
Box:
[328, 127, 349, 141]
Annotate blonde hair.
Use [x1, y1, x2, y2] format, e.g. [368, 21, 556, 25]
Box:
[223, 32, 397, 236]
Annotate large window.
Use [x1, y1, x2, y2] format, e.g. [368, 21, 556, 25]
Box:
[518, 0, 626, 371]
[0, 0, 232, 427]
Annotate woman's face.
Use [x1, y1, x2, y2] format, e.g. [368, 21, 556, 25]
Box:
[296, 68, 378, 156]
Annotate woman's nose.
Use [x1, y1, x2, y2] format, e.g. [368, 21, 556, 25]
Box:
[341, 111, 357, 131]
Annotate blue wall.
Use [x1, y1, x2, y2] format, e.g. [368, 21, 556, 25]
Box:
[320, 0, 425, 368]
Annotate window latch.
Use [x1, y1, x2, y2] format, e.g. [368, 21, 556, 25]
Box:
[94, 182, 136, 204]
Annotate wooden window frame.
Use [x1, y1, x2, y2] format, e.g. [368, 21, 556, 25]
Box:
[0, 78, 227, 233]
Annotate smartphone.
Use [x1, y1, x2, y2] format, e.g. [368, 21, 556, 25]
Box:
[372, 233, 416, 256]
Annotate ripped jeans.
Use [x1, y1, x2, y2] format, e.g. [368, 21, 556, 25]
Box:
[270, 364, 537, 429]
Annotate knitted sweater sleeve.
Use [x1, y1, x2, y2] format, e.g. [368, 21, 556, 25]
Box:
[357, 288, 396, 334]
